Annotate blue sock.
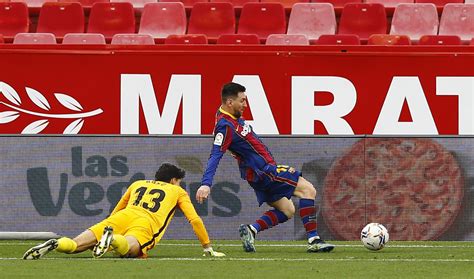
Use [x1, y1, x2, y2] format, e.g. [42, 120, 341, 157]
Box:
[299, 198, 319, 240]
[252, 209, 288, 233]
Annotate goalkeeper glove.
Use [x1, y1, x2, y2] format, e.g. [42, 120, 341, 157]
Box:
[203, 247, 226, 257]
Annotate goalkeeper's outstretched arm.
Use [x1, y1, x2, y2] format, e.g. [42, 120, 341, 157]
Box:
[179, 193, 225, 257]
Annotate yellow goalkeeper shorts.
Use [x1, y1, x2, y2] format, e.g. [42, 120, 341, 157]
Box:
[89, 209, 157, 256]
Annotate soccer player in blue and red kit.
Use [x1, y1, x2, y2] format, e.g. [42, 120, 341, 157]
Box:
[196, 82, 335, 253]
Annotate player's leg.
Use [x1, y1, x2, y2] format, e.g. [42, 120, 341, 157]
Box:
[22, 230, 96, 260]
[240, 198, 294, 252]
[22, 239, 59, 260]
[293, 176, 335, 252]
[121, 236, 141, 257]
[93, 227, 143, 258]
[114, 217, 156, 258]
[254, 197, 295, 233]
[92, 226, 114, 258]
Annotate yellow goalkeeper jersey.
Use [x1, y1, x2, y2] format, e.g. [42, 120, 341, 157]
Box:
[110, 180, 210, 248]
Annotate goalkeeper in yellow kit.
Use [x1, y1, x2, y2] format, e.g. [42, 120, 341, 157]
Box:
[23, 163, 225, 259]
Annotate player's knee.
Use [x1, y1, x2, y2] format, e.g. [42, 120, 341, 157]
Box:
[126, 242, 141, 258]
[297, 183, 316, 199]
[296, 177, 316, 199]
[284, 203, 296, 218]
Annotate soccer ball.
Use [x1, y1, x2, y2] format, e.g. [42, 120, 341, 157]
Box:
[360, 223, 389, 251]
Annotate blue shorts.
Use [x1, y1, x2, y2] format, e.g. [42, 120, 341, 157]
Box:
[249, 164, 301, 206]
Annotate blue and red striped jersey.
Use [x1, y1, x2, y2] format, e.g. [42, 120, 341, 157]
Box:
[201, 107, 276, 187]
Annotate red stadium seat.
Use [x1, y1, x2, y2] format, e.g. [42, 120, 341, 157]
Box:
[238, 3, 286, 41]
[287, 3, 336, 41]
[139, 3, 186, 39]
[260, 0, 309, 9]
[314, 34, 361, 45]
[165, 34, 208, 44]
[266, 34, 309, 45]
[439, 4, 474, 41]
[188, 2, 235, 41]
[14, 0, 57, 8]
[110, 0, 156, 8]
[418, 34, 462, 45]
[59, 0, 109, 8]
[111, 33, 155, 44]
[338, 3, 387, 42]
[87, 2, 135, 39]
[365, 0, 414, 8]
[471, 38, 474, 45]
[0, 35, 4, 44]
[0, 2, 29, 39]
[210, 0, 258, 10]
[390, 3, 438, 41]
[62, 33, 106, 44]
[37, 2, 84, 38]
[311, 0, 361, 9]
[415, 0, 463, 7]
[13, 32, 57, 44]
[368, 34, 411, 45]
[216, 34, 260, 44]
[160, 0, 207, 9]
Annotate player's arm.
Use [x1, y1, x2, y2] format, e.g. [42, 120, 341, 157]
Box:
[197, 125, 232, 204]
[110, 183, 133, 215]
[178, 192, 225, 257]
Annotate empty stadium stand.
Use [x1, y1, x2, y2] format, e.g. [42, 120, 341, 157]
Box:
[216, 34, 260, 44]
[287, 3, 336, 41]
[237, 3, 286, 41]
[418, 34, 462, 44]
[0, 1, 471, 46]
[315, 34, 361, 45]
[367, 34, 412, 45]
[62, 32, 106, 44]
[138, 2, 186, 41]
[37, 2, 84, 38]
[87, 2, 135, 39]
[266, 34, 310, 45]
[187, 2, 235, 42]
[338, 3, 388, 42]
[0, 2, 29, 41]
[13, 32, 56, 44]
[390, 3, 439, 41]
[111, 33, 155, 44]
[438, 3, 474, 41]
[164, 34, 208, 44]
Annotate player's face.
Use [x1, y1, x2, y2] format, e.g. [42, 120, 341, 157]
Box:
[230, 92, 247, 118]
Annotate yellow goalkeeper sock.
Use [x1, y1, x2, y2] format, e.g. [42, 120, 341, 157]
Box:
[111, 234, 129, 256]
[56, 237, 77, 253]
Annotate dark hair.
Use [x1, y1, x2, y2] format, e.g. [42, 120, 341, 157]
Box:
[155, 163, 185, 183]
[221, 82, 246, 104]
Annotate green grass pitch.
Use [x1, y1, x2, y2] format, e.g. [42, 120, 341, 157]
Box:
[1, 240, 473, 278]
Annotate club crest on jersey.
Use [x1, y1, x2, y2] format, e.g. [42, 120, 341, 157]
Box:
[238, 123, 252, 137]
[214, 132, 224, 146]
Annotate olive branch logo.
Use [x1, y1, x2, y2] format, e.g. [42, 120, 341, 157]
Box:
[0, 81, 103, 134]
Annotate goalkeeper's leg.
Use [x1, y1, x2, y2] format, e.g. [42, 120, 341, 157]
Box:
[107, 234, 142, 258]
[23, 230, 97, 260]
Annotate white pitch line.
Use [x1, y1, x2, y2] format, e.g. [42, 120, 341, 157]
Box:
[1, 257, 474, 262]
[2, 242, 474, 248]
[157, 243, 474, 249]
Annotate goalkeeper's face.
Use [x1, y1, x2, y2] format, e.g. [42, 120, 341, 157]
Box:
[229, 92, 247, 118]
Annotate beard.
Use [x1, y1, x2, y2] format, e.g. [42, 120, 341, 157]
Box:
[233, 110, 242, 118]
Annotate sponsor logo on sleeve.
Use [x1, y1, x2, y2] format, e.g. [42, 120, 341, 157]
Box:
[214, 133, 224, 146]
